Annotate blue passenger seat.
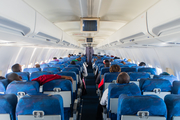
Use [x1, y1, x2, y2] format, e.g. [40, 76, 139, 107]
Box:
[16, 94, 64, 120]
[30, 71, 52, 81]
[117, 95, 167, 120]
[0, 79, 10, 94]
[0, 94, 17, 120]
[23, 68, 41, 74]
[43, 67, 61, 74]
[6, 72, 30, 81]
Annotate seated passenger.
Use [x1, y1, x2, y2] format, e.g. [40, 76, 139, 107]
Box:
[32, 74, 73, 85]
[34, 64, 40, 68]
[96, 72, 130, 120]
[11, 63, 22, 72]
[95, 60, 110, 84]
[7, 73, 22, 83]
[139, 62, 146, 66]
[98, 65, 121, 90]
[53, 57, 59, 61]
[76, 57, 88, 77]
[70, 61, 76, 65]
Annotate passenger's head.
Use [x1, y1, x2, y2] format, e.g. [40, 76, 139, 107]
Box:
[53, 57, 57, 60]
[110, 59, 113, 62]
[110, 65, 121, 72]
[11, 64, 22, 72]
[34, 64, 40, 68]
[139, 62, 146, 66]
[121, 61, 126, 65]
[0, 76, 5, 80]
[59, 57, 63, 59]
[127, 59, 131, 62]
[70, 61, 76, 65]
[68, 54, 71, 58]
[103, 60, 110, 67]
[76, 57, 81, 61]
[116, 72, 130, 84]
[7, 73, 22, 83]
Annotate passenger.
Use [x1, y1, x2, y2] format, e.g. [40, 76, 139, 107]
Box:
[70, 61, 76, 65]
[34, 64, 40, 68]
[95, 60, 110, 84]
[68, 54, 71, 58]
[96, 72, 130, 120]
[53, 57, 59, 61]
[31, 74, 74, 85]
[11, 63, 22, 72]
[139, 62, 146, 66]
[7, 73, 22, 83]
[0, 76, 6, 80]
[127, 59, 131, 62]
[109, 59, 113, 62]
[98, 65, 121, 90]
[121, 61, 126, 65]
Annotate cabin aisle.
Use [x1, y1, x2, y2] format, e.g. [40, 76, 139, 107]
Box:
[81, 66, 99, 120]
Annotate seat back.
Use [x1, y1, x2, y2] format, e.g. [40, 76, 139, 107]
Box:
[139, 79, 172, 99]
[6, 72, 30, 81]
[51, 64, 65, 69]
[6, 81, 39, 100]
[40, 64, 49, 69]
[138, 68, 157, 75]
[30, 71, 52, 81]
[128, 72, 150, 86]
[43, 67, 61, 74]
[108, 83, 141, 113]
[0, 94, 17, 120]
[57, 72, 77, 93]
[16, 94, 64, 120]
[153, 75, 178, 84]
[62, 67, 80, 83]
[23, 68, 41, 74]
[104, 72, 120, 90]
[165, 94, 180, 120]
[101, 67, 110, 80]
[0, 79, 9, 94]
[43, 80, 72, 108]
[117, 95, 167, 120]
[121, 68, 137, 72]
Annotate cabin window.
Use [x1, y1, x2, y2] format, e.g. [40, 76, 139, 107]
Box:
[40, 61, 44, 64]
[28, 63, 32, 68]
[166, 68, 175, 76]
[7, 68, 12, 74]
[21, 65, 25, 70]
[44, 60, 48, 63]
[156, 67, 162, 75]
[148, 64, 153, 68]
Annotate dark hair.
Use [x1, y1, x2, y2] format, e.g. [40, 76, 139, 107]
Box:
[7, 73, 21, 83]
[35, 64, 40, 68]
[53, 57, 57, 59]
[117, 72, 130, 84]
[139, 62, 146, 66]
[11, 64, 21, 72]
[121, 61, 126, 65]
[104, 60, 110, 67]
[110, 65, 121, 72]
[70, 61, 76, 65]
[0, 76, 5, 80]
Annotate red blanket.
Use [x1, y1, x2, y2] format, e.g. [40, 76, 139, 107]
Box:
[32, 74, 62, 85]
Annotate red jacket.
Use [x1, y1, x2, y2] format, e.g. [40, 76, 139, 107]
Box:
[32, 74, 62, 85]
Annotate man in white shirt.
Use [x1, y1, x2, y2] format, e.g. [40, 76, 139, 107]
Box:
[96, 72, 130, 120]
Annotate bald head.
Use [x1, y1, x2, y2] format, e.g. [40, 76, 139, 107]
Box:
[7, 73, 22, 83]
[117, 72, 130, 84]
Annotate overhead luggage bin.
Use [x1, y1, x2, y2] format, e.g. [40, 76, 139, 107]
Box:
[118, 12, 153, 44]
[147, 0, 180, 42]
[31, 12, 63, 43]
[0, 0, 35, 36]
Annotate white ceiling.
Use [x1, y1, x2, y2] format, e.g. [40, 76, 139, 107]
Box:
[24, 0, 160, 47]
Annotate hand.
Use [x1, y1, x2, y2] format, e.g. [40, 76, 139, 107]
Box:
[64, 76, 73, 83]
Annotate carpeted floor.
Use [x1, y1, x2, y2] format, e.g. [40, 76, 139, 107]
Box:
[81, 66, 99, 120]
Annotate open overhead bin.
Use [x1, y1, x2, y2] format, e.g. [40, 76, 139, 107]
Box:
[0, 0, 35, 37]
[147, 0, 180, 43]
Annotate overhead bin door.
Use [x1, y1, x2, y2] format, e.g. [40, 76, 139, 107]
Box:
[147, 0, 180, 42]
[32, 13, 63, 43]
[0, 0, 35, 36]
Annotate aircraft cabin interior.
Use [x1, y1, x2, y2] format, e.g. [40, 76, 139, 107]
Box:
[0, 0, 180, 120]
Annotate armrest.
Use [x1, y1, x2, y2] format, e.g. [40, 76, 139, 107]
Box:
[72, 99, 78, 120]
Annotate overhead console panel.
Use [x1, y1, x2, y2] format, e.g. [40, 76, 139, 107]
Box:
[147, 0, 180, 42]
[0, 0, 35, 36]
